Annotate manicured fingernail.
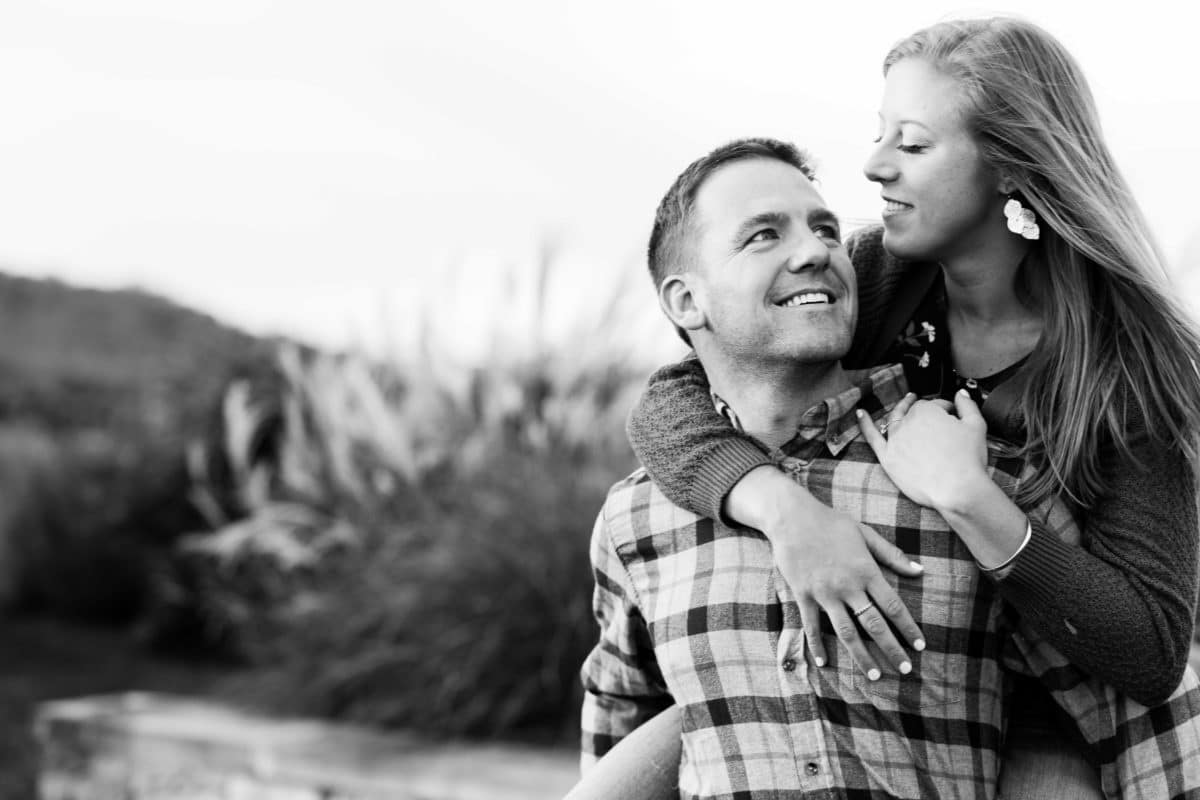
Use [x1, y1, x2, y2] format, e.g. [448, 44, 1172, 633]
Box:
[814, 656, 825, 667]
[906, 392, 915, 400]
[855, 409, 864, 418]
[958, 388, 969, 396]
[899, 661, 912, 675]
[909, 561, 923, 571]
[914, 639, 926, 652]
[868, 668, 881, 681]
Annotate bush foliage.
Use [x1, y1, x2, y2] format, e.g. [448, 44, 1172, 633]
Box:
[0, 273, 276, 622]
[147, 271, 651, 739]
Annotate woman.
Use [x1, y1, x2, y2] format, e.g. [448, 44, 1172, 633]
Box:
[571, 16, 1200, 800]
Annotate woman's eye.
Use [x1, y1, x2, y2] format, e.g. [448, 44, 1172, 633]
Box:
[898, 144, 928, 154]
[747, 229, 779, 244]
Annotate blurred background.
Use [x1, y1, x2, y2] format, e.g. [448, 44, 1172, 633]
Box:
[0, 0, 1198, 796]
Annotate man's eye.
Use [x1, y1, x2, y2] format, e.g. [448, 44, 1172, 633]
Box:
[747, 229, 779, 244]
[814, 224, 841, 242]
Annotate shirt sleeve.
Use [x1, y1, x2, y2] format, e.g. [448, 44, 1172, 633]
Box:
[1003, 620, 1200, 798]
[990, 415, 1200, 706]
[625, 353, 771, 521]
[580, 506, 673, 772]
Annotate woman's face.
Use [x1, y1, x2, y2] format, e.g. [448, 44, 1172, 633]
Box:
[864, 57, 1005, 262]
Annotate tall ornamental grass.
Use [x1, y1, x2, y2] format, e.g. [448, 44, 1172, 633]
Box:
[152, 257, 667, 739]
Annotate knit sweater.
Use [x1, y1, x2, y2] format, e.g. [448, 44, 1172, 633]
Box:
[627, 224, 1199, 706]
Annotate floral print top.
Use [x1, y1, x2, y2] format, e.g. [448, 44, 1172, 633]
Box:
[880, 274, 1028, 405]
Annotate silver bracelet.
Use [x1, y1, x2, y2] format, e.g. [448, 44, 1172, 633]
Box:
[979, 520, 1033, 573]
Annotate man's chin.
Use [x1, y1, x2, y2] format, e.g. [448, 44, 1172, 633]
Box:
[774, 340, 852, 364]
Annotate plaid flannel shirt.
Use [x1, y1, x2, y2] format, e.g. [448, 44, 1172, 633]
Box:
[581, 364, 1200, 799]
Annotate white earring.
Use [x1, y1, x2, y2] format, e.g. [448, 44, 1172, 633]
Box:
[1004, 197, 1040, 241]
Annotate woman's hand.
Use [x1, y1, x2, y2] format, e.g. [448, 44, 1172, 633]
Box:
[856, 389, 990, 511]
[726, 466, 927, 681]
[857, 390, 1029, 568]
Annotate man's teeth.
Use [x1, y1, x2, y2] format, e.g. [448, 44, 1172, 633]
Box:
[781, 292, 829, 307]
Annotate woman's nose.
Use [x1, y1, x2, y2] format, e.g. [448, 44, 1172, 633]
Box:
[864, 140, 898, 184]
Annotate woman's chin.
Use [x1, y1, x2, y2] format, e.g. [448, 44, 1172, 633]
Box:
[880, 227, 929, 261]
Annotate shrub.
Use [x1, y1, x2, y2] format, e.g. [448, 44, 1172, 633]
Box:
[0, 272, 277, 626]
[151, 257, 657, 740]
[5, 429, 211, 622]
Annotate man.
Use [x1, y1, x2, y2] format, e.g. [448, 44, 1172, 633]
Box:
[579, 138, 1200, 798]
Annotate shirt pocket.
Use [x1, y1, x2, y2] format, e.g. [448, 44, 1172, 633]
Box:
[847, 570, 973, 710]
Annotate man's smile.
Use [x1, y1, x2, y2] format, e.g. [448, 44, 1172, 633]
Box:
[772, 289, 835, 308]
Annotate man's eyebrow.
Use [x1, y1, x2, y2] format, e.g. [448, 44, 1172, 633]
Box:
[810, 208, 841, 230]
[731, 211, 789, 244]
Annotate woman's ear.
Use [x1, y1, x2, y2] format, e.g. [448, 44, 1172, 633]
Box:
[658, 273, 707, 334]
[997, 175, 1018, 196]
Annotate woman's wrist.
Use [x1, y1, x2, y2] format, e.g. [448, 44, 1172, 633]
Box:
[927, 467, 995, 518]
[935, 475, 1030, 568]
[723, 465, 818, 540]
[977, 520, 1032, 574]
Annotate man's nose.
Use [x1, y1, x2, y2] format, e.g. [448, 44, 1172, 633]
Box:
[786, 233, 830, 273]
[864, 140, 897, 184]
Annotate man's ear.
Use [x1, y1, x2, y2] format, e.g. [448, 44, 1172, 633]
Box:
[658, 273, 707, 334]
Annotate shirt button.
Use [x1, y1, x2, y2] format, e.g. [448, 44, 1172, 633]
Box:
[782, 658, 796, 672]
[805, 762, 819, 776]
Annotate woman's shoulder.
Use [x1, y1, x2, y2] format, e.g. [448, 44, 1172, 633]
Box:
[844, 225, 942, 365]
[845, 223, 885, 255]
[845, 224, 915, 294]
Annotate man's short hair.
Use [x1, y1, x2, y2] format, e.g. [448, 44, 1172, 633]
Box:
[647, 138, 816, 289]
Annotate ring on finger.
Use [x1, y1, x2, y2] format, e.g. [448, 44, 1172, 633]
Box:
[852, 602, 875, 618]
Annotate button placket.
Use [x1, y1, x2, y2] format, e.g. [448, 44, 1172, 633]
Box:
[771, 571, 831, 792]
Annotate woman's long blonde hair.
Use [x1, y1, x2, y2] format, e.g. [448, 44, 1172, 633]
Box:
[885, 17, 1200, 511]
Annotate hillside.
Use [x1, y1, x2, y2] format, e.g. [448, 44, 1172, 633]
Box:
[0, 272, 282, 622]
[0, 272, 274, 434]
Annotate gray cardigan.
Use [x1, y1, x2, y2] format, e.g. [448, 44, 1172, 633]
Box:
[627, 225, 1198, 706]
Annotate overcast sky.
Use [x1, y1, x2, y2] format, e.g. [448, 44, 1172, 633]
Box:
[2, 1, 1197, 361]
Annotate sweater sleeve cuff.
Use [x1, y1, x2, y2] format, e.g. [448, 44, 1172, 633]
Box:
[988, 518, 1074, 606]
[687, 439, 774, 524]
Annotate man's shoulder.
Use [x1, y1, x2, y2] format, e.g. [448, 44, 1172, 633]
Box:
[601, 466, 654, 511]
[598, 467, 706, 548]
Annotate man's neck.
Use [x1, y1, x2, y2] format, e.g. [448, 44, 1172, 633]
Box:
[703, 354, 853, 449]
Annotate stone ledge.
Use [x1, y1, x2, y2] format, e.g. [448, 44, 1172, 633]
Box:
[36, 692, 578, 800]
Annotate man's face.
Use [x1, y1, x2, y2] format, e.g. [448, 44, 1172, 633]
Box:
[686, 158, 857, 364]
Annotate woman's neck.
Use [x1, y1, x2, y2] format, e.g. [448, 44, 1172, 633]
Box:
[940, 235, 1033, 325]
[939, 237, 1042, 378]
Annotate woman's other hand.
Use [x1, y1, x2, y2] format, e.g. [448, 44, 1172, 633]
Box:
[726, 466, 927, 680]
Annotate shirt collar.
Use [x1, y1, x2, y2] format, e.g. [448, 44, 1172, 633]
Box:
[711, 364, 908, 458]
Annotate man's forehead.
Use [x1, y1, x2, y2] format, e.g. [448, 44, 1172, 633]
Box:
[694, 158, 825, 227]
